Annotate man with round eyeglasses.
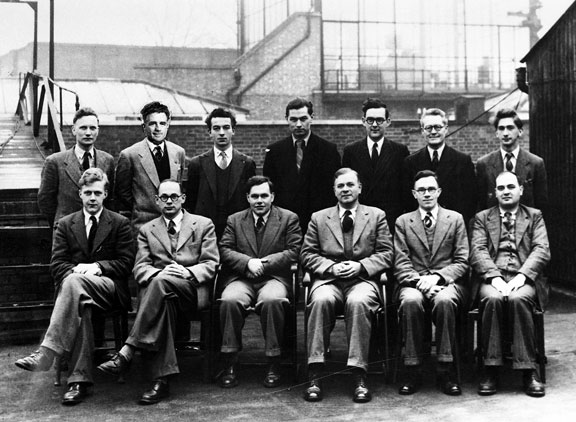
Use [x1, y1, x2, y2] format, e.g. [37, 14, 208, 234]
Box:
[342, 97, 409, 231]
[403, 108, 476, 226]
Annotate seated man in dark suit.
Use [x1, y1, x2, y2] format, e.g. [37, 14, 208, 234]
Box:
[15, 168, 134, 406]
[217, 176, 302, 389]
[300, 168, 393, 403]
[98, 179, 219, 404]
[471, 171, 550, 397]
[394, 170, 469, 396]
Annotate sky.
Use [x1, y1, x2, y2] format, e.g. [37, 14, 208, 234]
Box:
[0, 0, 573, 57]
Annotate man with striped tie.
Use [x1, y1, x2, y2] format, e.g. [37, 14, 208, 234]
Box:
[394, 170, 469, 396]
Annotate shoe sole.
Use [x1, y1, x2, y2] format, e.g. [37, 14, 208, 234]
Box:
[15, 361, 50, 372]
[97, 365, 122, 377]
[478, 389, 497, 396]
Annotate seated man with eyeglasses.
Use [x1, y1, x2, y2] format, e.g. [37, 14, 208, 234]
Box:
[98, 179, 219, 405]
[402, 108, 476, 226]
[394, 170, 469, 396]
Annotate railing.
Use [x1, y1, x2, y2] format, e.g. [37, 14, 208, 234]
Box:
[15, 72, 80, 153]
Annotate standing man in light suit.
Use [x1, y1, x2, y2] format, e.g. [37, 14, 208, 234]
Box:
[185, 107, 256, 240]
[471, 171, 550, 397]
[115, 101, 186, 238]
[98, 180, 219, 404]
[38, 107, 115, 228]
[300, 168, 393, 403]
[217, 176, 302, 389]
[394, 170, 469, 396]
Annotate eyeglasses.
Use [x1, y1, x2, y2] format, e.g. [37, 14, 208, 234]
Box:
[158, 194, 182, 202]
[422, 125, 445, 132]
[495, 184, 518, 191]
[414, 187, 438, 194]
[365, 117, 387, 126]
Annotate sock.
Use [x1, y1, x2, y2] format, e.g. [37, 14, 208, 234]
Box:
[119, 344, 134, 362]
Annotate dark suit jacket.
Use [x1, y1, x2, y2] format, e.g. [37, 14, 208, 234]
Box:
[184, 148, 256, 238]
[38, 147, 115, 227]
[50, 208, 134, 309]
[394, 207, 469, 291]
[263, 133, 341, 232]
[476, 148, 548, 213]
[219, 206, 302, 291]
[299, 204, 393, 301]
[342, 138, 409, 228]
[115, 139, 186, 236]
[470, 205, 551, 309]
[403, 145, 477, 224]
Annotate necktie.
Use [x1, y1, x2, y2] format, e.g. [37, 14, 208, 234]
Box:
[505, 153, 514, 172]
[154, 145, 163, 162]
[503, 211, 513, 231]
[295, 140, 304, 172]
[82, 151, 91, 171]
[218, 151, 228, 169]
[432, 150, 439, 171]
[168, 219, 176, 235]
[88, 215, 98, 251]
[423, 211, 433, 229]
[371, 142, 379, 168]
[256, 216, 264, 232]
[342, 210, 353, 233]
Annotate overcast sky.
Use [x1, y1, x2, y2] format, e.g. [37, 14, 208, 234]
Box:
[0, 0, 573, 57]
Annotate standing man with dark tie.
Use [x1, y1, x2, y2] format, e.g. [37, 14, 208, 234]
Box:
[476, 108, 548, 213]
[16, 168, 134, 406]
[263, 98, 341, 233]
[115, 101, 186, 238]
[38, 107, 115, 228]
[403, 108, 477, 225]
[185, 107, 256, 239]
[342, 98, 409, 230]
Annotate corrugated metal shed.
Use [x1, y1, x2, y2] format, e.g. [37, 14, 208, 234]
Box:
[521, 1, 576, 289]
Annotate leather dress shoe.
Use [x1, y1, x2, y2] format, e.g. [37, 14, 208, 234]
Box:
[97, 353, 130, 377]
[478, 373, 498, 396]
[303, 378, 323, 402]
[139, 378, 170, 404]
[15, 350, 53, 372]
[263, 362, 281, 388]
[437, 372, 462, 396]
[352, 373, 372, 403]
[399, 369, 422, 395]
[61, 383, 89, 406]
[219, 364, 239, 388]
[523, 370, 545, 397]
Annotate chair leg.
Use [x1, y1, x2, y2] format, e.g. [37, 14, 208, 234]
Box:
[303, 286, 309, 381]
[534, 310, 546, 383]
[54, 357, 62, 387]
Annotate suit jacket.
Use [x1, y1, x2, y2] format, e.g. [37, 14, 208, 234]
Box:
[300, 204, 393, 300]
[184, 148, 256, 237]
[263, 133, 341, 231]
[394, 206, 469, 291]
[218, 206, 302, 290]
[133, 210, 219, 287]
[342, 138, 409, 228]
[38, 147, 115, 227]
[403, 145, 477, 225]
[470, 205, 551, 309]
[50, 208, 134, 309]
[115, 139, 186, 236]
[476, 148, 548, 213]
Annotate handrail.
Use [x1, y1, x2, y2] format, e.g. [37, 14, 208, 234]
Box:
[15, 72, 80, 153]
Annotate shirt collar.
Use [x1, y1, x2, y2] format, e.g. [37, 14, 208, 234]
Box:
[147, 140, 165, 152]
[163, 210, 184, 231]
[427, 143, 445, 161]
[499, 207, 518, 218]
[338, 205, 358, 220]
[419, 205, 439, 221]
[292, 132, 311, 147]
[252, 210, 271, 225]
[75, 145, 94, 160]
[83, 208, 103, 225]
[214, 145, 233, 158]
[366, 137, 384, 151]
[500, 145, 520, 160]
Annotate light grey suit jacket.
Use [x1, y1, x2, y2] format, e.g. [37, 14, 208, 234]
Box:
[470, 205, 551, 308]
[218, 206, 302, 290]
[115, 139, 186, 236]
[393, 206, 469, 290]
[38, 147, 115, 226]
[133, 210, 219, 288]
[300, 204, 393, 300]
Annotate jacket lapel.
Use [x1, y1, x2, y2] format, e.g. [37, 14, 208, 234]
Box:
[200, 152, 217, 201]
[137, 140, 160, 188]
[430, 207, 450, 259]
[514, 206, 530, 248]
[165, 141, 181, 180]
[91, 209, 112, 253]
[240, 210, 259, 255]
[486, 208, 501, 253]
[176, 211, 196, 251]
[259, 207, 282, 255]
[352, 205, 370, 246]
[371, 139, 393, 191]
[150, 217, 172, 254]
[63, 148, 82, 188]
[326, 206, 344, 248]
[227, 150, 244, 200]
[409, 210, 430, 252]
[70, 211, 90, 256]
